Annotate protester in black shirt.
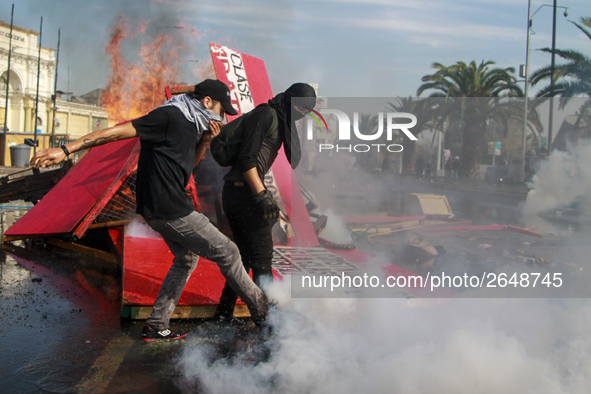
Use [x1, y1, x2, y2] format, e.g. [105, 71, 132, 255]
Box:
[214, 83, 317, 326]
[31, 80, 270, 341]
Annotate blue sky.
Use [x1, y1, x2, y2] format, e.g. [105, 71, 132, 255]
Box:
[2, 0, 589, 98]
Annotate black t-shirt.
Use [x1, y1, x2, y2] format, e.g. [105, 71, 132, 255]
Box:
[132, 106, 200, 219]
[224, 105, 282, 183]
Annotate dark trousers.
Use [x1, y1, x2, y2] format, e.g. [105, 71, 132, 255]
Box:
[216, 182, 275, 318]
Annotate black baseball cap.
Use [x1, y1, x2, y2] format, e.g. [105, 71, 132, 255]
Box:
[194, 79, 238, 116]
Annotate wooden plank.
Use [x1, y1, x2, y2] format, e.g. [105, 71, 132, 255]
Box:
[350, 220, 422, 234]
[123, 304, 250, 320]
[346, 212, 391, 218]
[88, 221, 131, 230]
[351, 227, 394, 235]
[45, 237, 119, 264]
[505, 225, 544, 238]
[406, 193, 453, 216]
[170, 85, 195, 95]
[344, 215, 426, 225]
[419, 224, 506, 232]
[2, 234, 39, 243]
[420, 220, 452, 226]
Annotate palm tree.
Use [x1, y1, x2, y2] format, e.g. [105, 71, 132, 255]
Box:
[386, 97, 439, 175]
[530, 16, 591, 132]
[417, 60, 524, 178]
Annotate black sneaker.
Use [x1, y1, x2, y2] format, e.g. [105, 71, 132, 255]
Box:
[141, 324, 187, 342]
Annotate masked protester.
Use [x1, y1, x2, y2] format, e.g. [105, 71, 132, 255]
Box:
[214, 83, 317, 327]
[30, 80, 270, 341]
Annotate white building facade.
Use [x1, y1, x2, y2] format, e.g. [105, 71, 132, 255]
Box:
[0, 19, 107, 166]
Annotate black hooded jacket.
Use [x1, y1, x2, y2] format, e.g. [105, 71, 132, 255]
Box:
[223, 83, 316, 183]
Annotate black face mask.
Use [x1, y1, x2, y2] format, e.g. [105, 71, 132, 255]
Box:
[291, 105, 307, 121]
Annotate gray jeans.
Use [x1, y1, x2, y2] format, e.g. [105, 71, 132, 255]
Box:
[144, 211, 268, 330]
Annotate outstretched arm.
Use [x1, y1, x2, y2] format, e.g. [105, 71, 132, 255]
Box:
[30, 121, 138, 168]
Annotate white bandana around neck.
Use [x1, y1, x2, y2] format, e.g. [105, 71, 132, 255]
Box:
[159, 94, 222, 137]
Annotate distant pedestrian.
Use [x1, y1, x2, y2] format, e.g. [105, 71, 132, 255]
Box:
[445, 158, 453, 178]
[415, 157, 424, 180]
[451, 156, 461, 178]
[425, 161, 433, 180]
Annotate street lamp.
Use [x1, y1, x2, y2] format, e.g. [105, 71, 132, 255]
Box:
[520, 1, 569, 182]
[530, 3, 568, 20]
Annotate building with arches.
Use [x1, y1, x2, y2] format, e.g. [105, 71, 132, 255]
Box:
[1, 19, 107, 166]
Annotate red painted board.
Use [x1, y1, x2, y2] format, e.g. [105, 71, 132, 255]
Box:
[122, 226, 282, 307]
[239, 49, 274, 107]
[6, 139, 140, 237]
[123, 232, 229, 306]
[271, 150, 318, 247]
[210, 43, 273, 117]
[74, 142, 140, 239]
[107, 227, 124, 258]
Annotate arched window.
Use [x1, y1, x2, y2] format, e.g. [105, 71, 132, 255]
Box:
[0, 70, 22, 93]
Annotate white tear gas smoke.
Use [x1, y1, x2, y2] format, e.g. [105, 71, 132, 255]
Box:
[523, 139, 591, 217]
[178, 280, 591, 393]
[316, 208, 352, 244]
[125, 220, 160, 239]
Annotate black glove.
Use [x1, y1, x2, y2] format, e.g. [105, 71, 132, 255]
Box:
[254, 190, 280, 220]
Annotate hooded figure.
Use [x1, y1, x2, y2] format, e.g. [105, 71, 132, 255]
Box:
[215, 83, 316, 327]
[267, 82, 317, 169]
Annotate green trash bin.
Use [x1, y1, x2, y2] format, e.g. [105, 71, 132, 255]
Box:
[10, 144, 32, 167]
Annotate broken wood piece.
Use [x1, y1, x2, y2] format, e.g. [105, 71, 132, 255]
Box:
[170, 85, 195, 95]
[505, 225, 544, 238]
[88, 220, 131, 230]
[2, 234, 39, 243]
[344, 215, 426, 226]
[45, 237, 119, 265]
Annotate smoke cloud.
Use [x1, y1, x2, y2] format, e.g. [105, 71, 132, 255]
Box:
[177, 112, 591, 393]
[125, 220, 160, 239]
[523, 139, 591, 217]
[178, 280, 591, 393]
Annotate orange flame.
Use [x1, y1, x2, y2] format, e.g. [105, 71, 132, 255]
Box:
[100, 14, 208, 124]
